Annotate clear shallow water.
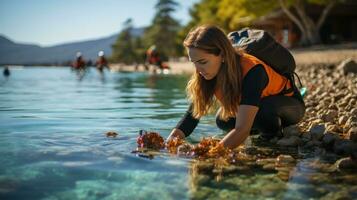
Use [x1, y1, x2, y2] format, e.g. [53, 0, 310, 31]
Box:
[0, 67, 355, 200]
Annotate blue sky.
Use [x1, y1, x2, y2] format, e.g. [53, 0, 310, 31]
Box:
[0, 0, 200, 47]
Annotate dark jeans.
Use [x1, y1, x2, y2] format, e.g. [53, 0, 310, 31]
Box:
[216, 93, 305, 138]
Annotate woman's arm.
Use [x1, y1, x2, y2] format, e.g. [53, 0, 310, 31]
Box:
[166, 104, 200, 141]
[220, 65, 267, 148]
[219, 105, 259, 149]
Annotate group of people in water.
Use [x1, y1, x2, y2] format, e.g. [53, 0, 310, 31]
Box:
[71, 51, 109, 72]
[0, 45, 168, 78]
[71, 45, 168, 73]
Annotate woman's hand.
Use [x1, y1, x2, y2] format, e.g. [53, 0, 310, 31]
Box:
[220, 105, 259, 149]
[166, 128, 185, 142]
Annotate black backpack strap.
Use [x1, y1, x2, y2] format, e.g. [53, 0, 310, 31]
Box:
[279, 72, 303, 96]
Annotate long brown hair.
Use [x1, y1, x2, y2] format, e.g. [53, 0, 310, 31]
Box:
[184, 25, 243, 120]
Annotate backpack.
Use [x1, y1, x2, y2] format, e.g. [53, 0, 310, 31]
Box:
[228, 28, 305, 98]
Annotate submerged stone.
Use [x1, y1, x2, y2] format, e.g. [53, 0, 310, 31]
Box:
[322, 132, 338, 149]
[334, 157, 357, 172]
[309, 124, 326, 141]
[333, 139, 356, 156]
[277, 136, 301, 147]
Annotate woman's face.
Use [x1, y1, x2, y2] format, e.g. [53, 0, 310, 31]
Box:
[187, 47, 222, 80]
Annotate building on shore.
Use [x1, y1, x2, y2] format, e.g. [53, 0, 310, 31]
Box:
[250, 1, 357, 47]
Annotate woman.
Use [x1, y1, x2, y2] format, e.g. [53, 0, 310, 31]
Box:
[167, 25, 305, 149]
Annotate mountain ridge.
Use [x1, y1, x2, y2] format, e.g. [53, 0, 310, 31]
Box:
[0, 27, 144, 65]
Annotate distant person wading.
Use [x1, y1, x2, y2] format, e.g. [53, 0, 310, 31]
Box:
[3, 67, 10, 77]
[146, 45, 164, 70]
[167, 25, 306, 149]
[72, 52, 86, 70]
[96, 51, 109, 72]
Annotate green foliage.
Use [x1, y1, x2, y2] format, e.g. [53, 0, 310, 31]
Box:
[111, 19, 139, 64]
[111, 0, 344, 61]
[178, 0, 273, 35]
[182, 0, 344, 46]
[143, 0, 182, 60]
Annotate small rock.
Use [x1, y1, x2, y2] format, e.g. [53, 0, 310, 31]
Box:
[337, 58, 357, 75]
[322, 132, 338, 149]
[347, 127, 357, 142]
[275, 155, 295, 177]
[321, 110, 338, 122]
[276, 155, 295, 166]
[304, 140, 315, 148]
[338, 101, 348, 108]
[333, 139, 356, 156]
[344, 122, 357, 133]
[106, 131, 118, 137]
[334, 157, 357, 172]
[338, 116, 348, 125]
[277, 136, 301, 147]
[333, 93, 345, 101]
[325, 124, 341, 132]
[328, 104, 338, 110]
[345, 116, 357, 128]
[301, 132, 311, 142]
[309, 124, 326, 141]
[350, 108, 357, 116]
[309, 119, 324, 128]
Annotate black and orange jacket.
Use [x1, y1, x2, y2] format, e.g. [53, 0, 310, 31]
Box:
[215, 53, 294, 103]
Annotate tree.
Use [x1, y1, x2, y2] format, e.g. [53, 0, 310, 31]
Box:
[217, 0, 278, 31]
[181, 0, 223, 29]
[177, 0, 225, 56]
[143, 0, 181, 59]
[277, 0, 340, 45]
[111, 18, 137, 64]
[185, 0, 343, 46]
[218, 0, 342, 45]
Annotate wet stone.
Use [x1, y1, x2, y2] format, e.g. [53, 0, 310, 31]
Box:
[345, 116, 357, 128]
[325, 124, 341, 132]
[321, 110, 338, 122]
[277, 136, 301, 147]
[309, 124, 326, 141]
[350, 108, 357, 116]
[322, 132, 338, 149]
[334, 157, 357, 172]
[347, 127, 357, 142]
[333, 139, 356, 156]
[301, 132, 312, 142]
[338, 116, 348, 125]
[276, 155, 295, 167]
